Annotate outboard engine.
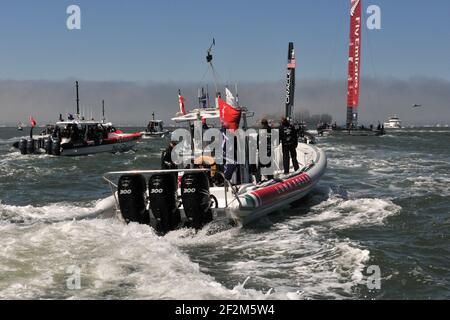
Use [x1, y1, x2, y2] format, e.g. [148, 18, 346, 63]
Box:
[148, 174, 180, 233]
[19, 139, 27, 155]
[118, 174, 149, 224]
[44, 138, 53, 155]
[26, 138, 35, 154]
[37, 138, 45, 150]
[51, 138, 61, 156]
[181, 172, 213, 230]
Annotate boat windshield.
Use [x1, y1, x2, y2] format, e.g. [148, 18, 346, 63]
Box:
[59, 123, 110, 142]
[147, 121, 163, 132]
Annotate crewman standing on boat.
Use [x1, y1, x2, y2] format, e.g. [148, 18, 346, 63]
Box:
[257, 119, 274, 181]
[280, 117, 299, 174]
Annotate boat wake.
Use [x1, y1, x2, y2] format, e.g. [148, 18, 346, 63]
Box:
[0, 211, 271, 300]
[0, 200, 106, 225]
[0, 191, 400, 300]
[207, 189, 401, 299]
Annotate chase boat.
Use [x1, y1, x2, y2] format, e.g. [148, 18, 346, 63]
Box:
[13, 120, 142, 156]
[141, 113, 170, 139]
[89, 41, 327, 232]
[12, 82, 142, 156]
[95, 142, 326, 232]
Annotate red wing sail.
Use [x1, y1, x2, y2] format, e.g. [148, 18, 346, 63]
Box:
[347, 0, 362, 127]
[217, 97, 241, 130]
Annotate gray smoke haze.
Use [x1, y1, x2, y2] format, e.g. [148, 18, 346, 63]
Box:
[1, 77, 449, 126]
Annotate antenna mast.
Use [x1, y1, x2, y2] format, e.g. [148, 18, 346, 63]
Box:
[206, 38, 219, 96]
[76, 81, 80, 118]
[102, 100, 105, 123]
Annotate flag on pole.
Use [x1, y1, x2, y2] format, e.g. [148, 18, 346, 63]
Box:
[178, 90, 186, 115]
[217, 97, 241, 130]
[30, 116, 37, 128]
[287, 58, 296, 69]
[225, 87, 237, 108]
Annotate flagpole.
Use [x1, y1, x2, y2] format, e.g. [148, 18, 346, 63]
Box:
[235, 83, 239, 107]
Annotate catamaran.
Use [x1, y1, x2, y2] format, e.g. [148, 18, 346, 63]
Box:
[330, 0, 385, 136]
[89, 41, 327, 232]
[13, 82, 142, 156]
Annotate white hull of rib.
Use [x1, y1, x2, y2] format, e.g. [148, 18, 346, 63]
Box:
[61, 140, 138, 156]
[92, 143, 327, 227]
[141, 131, 170, 139]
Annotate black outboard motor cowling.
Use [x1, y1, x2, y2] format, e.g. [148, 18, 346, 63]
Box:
[44, 138, 53, 155]
[51, 138, 61, 156]
[26, 138, 35, 154]
[19, 139, 27, 155]
[148, 174, 180, 233]
[181, 172, 213, 230]
[118, 174, 149, 224]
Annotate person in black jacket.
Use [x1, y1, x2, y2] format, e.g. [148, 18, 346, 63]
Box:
[280, 117, 299, 174]
[257, 119, 274, 181]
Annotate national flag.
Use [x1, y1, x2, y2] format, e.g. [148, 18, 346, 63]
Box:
[178, 90, 186, 115]
[30, 116, 37, 128]
[217, 97, 241, 131]
[287, 58, 296, 69]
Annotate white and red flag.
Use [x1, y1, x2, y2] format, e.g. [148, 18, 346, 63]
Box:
[178, 90, 186, 115]
[217, 97, 241, 131]
[30, 116, 37, 128]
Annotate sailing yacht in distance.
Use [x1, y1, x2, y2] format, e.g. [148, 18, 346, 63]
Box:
[17, 122, 25, 131]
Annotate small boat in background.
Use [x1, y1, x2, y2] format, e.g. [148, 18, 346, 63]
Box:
[17, 123, 25, 131]
[141, 112, 170, 139]
[384, 115, 402, 129]
[12, 82, 142, 156]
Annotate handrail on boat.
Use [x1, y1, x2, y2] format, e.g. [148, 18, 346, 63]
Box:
[104, 168, 210, 177]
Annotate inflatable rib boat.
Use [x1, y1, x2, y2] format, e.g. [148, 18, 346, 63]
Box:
[93, 143, 327, 232]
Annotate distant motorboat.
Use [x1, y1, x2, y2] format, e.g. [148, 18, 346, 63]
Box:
[141, 113, 170, 139]
[17, 123, 25, 131]
[13, 119, 142, 156]
[12, 82, 142, 156]
[384, 115, 402, 129]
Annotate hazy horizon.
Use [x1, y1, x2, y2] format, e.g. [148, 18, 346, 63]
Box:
[1, 76, 449, 127]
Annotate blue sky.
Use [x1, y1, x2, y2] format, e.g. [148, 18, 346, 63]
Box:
[0, 0, 449, 82]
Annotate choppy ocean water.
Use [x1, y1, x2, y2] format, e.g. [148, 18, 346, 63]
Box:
[0, 127, 449, 299]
